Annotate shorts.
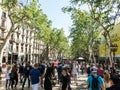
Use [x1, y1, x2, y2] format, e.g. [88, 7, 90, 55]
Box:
[32, 83, 40, 90]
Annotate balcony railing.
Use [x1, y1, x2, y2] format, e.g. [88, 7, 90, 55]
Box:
[0, 34, 5, 40]
[0, 21, 6, 30]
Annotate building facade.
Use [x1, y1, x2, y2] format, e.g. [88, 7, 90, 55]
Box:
[0, 1, 45, 64]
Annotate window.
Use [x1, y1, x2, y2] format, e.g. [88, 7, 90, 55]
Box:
[25, 45, 27, 52]
[1, 31, 4, 37]
[21, 44, 23, 52]
[16, 44, 19, 52]
[29, 47, 31, 53]
[17, 34, 19, 40]
[22, 36, 24, 42]
[1, 20, 6, 27]
[11, 34, 14, 40]
[2, 12, 6, 19]
[26, 31, 28, 36]
[9, 43, 13, 52]
[23, 29, 24, 35]
[26, 38, 27, 43]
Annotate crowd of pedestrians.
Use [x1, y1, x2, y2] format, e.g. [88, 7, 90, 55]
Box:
[86, 63, 120, 90]
[0, 60, 120, 90]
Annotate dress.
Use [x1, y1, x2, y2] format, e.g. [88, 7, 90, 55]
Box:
[44, 67, 52, 90]
[61, 74, 71, 90]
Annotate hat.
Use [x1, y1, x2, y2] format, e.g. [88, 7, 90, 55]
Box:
[91, 67, 97, 72]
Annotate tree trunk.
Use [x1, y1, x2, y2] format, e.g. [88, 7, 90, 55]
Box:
[106, 32, 113, 66]
[0, 26, 14, 64]
[92, 51, 96, 64]
[45, 44, 49, 60]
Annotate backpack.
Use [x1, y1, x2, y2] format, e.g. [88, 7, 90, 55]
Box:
[19, 66, 24, 73]
[92, 75, 99, 90]
[9, 71, 15, 78]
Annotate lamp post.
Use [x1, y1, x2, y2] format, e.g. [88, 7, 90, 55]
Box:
[110, 44, 118, 63]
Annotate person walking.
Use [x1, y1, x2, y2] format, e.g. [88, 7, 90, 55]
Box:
[106, 74, 120, 90]
[60, 68, 71, 90]
[29, 63, 41, 90]
[72, 61, 78, 86]
[10, 64, 18, 89]
[13, 64, 18, 88]
[44, 63, 52, 90]
[103, 71, 111, 89]
[19, 63, 24, 83]
[87, 67, 105, 90]
[97, 65, 104, 78]
[22, 62, 32, 89]
[5, 66, 11, 89]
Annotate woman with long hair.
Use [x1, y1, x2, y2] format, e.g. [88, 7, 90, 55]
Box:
[60, 68, 71, 90]
[10, 64, 18, 89]
[44, 63, 52, 90]
[103, 71, 111, 89]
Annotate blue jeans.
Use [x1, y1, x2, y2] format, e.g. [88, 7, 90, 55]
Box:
[22, 75, 30, 89]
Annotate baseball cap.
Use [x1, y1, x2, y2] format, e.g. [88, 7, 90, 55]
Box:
[91, 67, 97, 72]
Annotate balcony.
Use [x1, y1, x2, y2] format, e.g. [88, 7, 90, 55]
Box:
[16, 30, 21, 34]
[10, 38, 15, 42]
[0, 33, 5, 40]
[22, 33, 25, 36]
[15, 39, 21, 43]
[29, 42, 32, 46]
[0, 21, 6, 30]
[21, 40, 25, 44]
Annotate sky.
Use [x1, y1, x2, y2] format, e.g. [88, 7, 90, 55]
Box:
[40, 0, 72, 37]
[19, 0, 72, 37]
[18, 0, 88, 37]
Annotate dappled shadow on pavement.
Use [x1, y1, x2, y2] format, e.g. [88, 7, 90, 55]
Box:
[76, 82, 88, 90]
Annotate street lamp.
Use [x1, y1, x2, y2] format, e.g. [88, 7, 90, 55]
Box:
[110, 44, 118, 62]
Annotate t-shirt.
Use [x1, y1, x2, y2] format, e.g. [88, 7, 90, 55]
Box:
[29, 69, 41, 85]
[24, 65, 32, 77]
[87, 75, 104, 90]
[97, 68, 104, 77]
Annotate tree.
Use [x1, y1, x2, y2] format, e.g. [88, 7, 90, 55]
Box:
[63, 8, 99, 62]
[0, 0, 47, 63]
[65, 0, 120, 65]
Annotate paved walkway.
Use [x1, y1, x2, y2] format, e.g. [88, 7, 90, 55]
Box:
[0, 73, 88, 90]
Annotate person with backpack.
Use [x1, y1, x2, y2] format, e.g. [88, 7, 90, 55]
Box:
[57, 63, 63, 84]
[87, 67, 105, 90]
[10, 64, 18, 89]
[22, 62, 32, 90]
[19, 63, 24, 83]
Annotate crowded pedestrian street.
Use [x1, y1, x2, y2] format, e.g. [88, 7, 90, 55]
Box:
[0, 0, 120, 90]
[0, 66, 88, 90]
